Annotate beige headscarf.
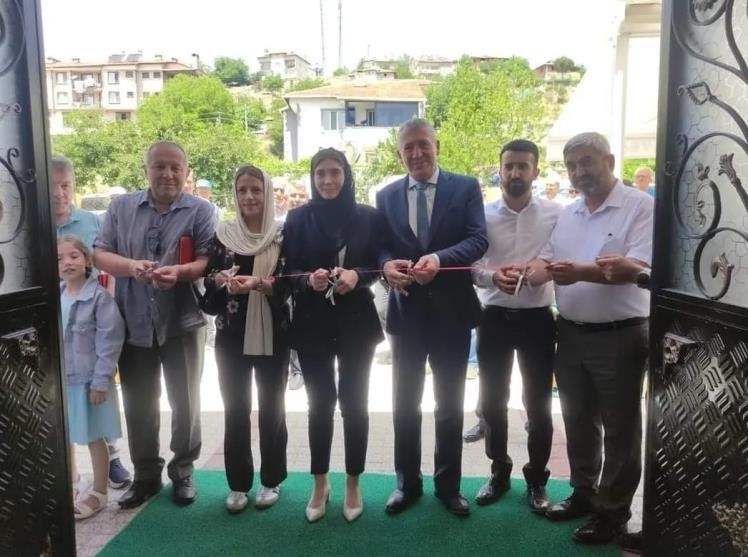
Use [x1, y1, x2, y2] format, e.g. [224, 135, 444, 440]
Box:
[216, 166, 282, 356]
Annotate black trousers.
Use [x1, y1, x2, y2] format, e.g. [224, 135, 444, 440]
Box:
[118, 328, 205, 482]
[391, 323, 471, 498]
[555, 318, 647, 524]
[214, 333, 289, 492]
[297, 336, 376, 476]
[477, 306, 555, 486]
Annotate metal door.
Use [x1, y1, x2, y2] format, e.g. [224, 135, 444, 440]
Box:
[0, 1, 76, 554]
[645, 1, 748, 555]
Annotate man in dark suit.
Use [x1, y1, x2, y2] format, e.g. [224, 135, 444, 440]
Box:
[376, 118, 488, 516]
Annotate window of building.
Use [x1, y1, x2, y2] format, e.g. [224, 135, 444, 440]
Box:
[82, 72, 94, 81]
[126, 91, 135, 99]
[107, 71, 119, 84]
[142, 71, 150, 79]
[373, 102, 419, 127]
[125, 71, 134, 79]
[321, 109, 345, 131]
[71, 73, 81, 81]
[285, 59, 296, 69]
[56, 91, 69, 104]
[55, 72, 67, 84]
[366, 109, 376, 127]
[152, 71, 161, 79]
[116, 112, 131, 121]
[108, 91, 120, 104]
[82, 95, 94, 106]
[142, 92, 150, 98]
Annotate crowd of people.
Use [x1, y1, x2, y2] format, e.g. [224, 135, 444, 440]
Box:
[55, 118, 652, 552]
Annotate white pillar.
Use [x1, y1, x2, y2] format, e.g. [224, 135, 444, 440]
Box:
[611, 31, 629, 177]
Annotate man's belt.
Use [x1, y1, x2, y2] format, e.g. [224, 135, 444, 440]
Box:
[558, 315, 648, 332]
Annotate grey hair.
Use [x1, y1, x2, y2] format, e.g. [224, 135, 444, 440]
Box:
[397, 118, 436, 145]
[563, 132, 611, 158]
[144, 140, 188, 165]
[634, 166, 654, 177]
[51, 155, 75, 178]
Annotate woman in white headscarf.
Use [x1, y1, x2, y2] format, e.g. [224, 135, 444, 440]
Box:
[201, 165, 290, 514]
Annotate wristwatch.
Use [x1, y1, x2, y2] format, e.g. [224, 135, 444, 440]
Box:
[636, 269, 651, 290]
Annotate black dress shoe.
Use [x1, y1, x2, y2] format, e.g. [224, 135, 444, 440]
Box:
[617, 530, 642, 554]
[573, 515, 625, 545]
[172, 476, 198, 505]
[527, 485, 549, 513]
[439, 493, 470, 516]
[462, 423, 484, 443]
[385, 489, 421, 514]
[475, 475, 510, 506]
[545, 492, 593, 521]
[118, 479, 163, 509]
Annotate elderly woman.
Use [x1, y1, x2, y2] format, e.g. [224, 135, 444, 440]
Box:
[283, 148, 384, 523]
[201, 165, 290, 514]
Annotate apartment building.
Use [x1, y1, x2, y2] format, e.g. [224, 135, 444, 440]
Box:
[45, 52, 196, 135]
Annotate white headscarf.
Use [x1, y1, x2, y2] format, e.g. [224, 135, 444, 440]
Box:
[216, 166, 282, 356]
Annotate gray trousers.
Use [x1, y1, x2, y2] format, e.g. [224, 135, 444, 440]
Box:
[118, 327, 206, 482]
[555, 318, 647, 524]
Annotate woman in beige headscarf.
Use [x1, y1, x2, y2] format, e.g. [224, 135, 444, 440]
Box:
[201, 165, 290, 514]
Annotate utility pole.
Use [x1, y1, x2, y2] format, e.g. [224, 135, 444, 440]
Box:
[320, 0, 326, 72]
[338, 0, 343, 71]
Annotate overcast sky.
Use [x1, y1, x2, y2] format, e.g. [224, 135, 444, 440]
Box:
[41, 0, 623, 73]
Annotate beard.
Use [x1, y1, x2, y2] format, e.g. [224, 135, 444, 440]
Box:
[573, 175, 601, 196]
[505, 179, 531, 198]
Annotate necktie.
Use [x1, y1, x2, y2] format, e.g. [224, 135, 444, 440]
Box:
[416, 182, 430, 250]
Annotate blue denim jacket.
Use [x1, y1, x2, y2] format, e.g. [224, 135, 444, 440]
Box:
[61, 277, 125, 391]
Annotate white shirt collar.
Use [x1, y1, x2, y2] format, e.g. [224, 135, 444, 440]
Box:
[496, 194, 537, 215]
[408, 168, 440, 189]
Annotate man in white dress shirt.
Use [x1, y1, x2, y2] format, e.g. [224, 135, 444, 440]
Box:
[471, 140, 561, 513]
[529, 132, 653, 546]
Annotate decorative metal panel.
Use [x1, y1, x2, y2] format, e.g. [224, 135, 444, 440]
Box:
[0, 308, 71, 556]
[664, 0, 748, 308]
[647, 313, 748, 556]
[0, 0, 36, 294]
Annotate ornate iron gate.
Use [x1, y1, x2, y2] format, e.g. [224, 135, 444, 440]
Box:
[645, 1, 748, 555]
[0, 1, 76, 554]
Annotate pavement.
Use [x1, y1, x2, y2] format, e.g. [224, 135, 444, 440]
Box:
[72, 341, 643, 556]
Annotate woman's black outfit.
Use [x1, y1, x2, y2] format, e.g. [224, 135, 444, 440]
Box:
[201, 238, 290, 492]
[283, 150, 384, 476]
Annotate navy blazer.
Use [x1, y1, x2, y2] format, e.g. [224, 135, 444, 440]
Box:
[282, 203, 385, 352]
[376, 168, 488, 334]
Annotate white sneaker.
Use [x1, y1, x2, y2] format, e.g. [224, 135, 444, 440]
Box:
[225, 491, 248, 513]
[255, 485, 280, 509]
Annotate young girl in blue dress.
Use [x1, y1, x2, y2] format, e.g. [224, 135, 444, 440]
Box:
[58, 235, 125, 519]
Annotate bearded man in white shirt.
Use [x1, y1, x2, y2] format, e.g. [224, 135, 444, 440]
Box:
[471, 139, 561, 513]
[528, 132, 653, 547]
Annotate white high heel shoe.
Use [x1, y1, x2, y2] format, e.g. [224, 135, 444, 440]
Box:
[343, 488, 363, 523]
[305, 488, 330, 523]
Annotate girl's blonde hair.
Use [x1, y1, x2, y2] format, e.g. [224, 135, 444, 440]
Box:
[57, 235, 93, 278]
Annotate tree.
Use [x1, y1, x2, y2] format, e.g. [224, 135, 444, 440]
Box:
[394, 55, 414, 79]
[235, 95, 268, 132]
[266, 97, 287, 158]
[432, 58, 545, 176]
[262, 74, 284, 93]
[552, 56, 577, 75]
[288, 77, 327, 92]
[213, 57, 250, 86]
[53, 75, 268, 197]
[333, 67, 348, 77]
